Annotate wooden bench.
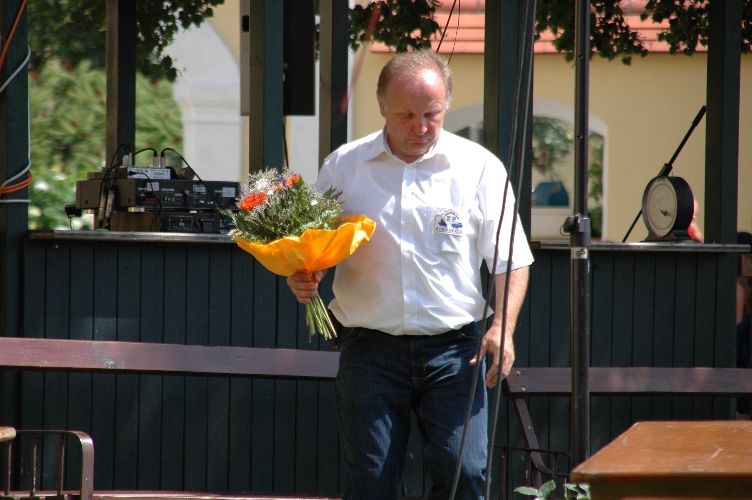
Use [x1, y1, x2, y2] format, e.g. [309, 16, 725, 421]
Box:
[0, 337, 339, 380]
[501, 366, 752, 486]
[0, 337, 456, 500]
[0, 337, 343, 500]
[11, 338, 750, 499]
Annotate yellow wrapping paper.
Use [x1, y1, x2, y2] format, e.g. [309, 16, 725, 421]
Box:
[235, 215, 376, 276]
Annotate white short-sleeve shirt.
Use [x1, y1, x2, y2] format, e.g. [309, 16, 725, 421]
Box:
[316, 128, 534, 336]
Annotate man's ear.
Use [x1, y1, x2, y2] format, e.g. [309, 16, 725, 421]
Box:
[377, 97, 387, 119]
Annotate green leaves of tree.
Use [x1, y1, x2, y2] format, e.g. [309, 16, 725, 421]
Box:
[643, 0, 751, 55]
[536, 0, 647, 65]
[29, 63, 183, 229]
[31, 0, 752, 79]
[29, 0, 224, 81]
[349, 0, 751, 63]
[535, 0, 750, 62]
[348, 0, 441, 52]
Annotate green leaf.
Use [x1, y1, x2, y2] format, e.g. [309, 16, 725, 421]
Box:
[514, 486, 542, 497]
[539, 480, 557, 498]
[565, 483, 591, 500]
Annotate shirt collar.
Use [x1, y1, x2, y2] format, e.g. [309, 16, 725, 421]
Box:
[366, 128, 447, 163]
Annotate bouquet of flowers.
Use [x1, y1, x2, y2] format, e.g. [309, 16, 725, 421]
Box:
[222, 168, 375, 341]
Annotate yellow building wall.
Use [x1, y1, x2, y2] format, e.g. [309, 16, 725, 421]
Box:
[207, 0, 751, 241]
[352, 50, 751, 241]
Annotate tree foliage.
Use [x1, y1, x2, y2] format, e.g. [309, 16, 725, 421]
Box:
[29, 0, 223, 81]
[348, 0, 752, 64]
[644, 0, 752, 56]
[348, 0, 441, 52]
[30, 0, 752, 79]
[29, 62, 183, 230]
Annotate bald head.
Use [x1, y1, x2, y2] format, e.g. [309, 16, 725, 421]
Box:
[377, 50, 453, 109]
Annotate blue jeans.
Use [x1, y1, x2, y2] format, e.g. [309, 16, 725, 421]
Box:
[335, 323, 487, 500]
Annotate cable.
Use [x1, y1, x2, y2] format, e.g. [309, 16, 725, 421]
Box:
[435, 0, 459, 53]
[134, 148, 158, 165]
[282, 120, 290, 171]
[0, 43, 30, 95]
[96, 144, 129, 229]
[448, 0, 461, 63]
[0, 44, 32, 201]
[160, 148, 234, 210]
[0, 172, 32, 194]
[337, 4, 381, 125]
[447, 0, 537, 498]
[0, 91, 32, 204]
[0, 0, 28, 73]
[483, 1, 537, 497]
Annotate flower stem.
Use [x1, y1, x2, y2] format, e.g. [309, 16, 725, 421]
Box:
[305, 296, 337, 342]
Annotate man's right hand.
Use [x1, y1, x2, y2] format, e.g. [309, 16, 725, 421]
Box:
[286, 270, 327, 304]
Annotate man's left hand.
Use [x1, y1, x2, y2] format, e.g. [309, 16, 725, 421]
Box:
[468, 266, 530, 388]
[470, 323, 515, 388]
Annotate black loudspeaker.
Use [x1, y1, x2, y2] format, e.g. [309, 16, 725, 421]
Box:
[283, 0, 315, 116]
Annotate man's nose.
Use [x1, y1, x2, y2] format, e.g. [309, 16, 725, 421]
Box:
[413, 116, 429, 134]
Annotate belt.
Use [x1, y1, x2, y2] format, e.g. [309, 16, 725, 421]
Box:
[327, 311, 479, 348]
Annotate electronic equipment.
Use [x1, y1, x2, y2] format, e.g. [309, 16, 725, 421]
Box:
[86, 166, 173, 180]
[105, 211, 235, 234]
[75, 178, 239, 212]
[160, 212, 235, 233]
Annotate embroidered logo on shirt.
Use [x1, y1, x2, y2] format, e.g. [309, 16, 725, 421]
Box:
[434, 210, 464, 235]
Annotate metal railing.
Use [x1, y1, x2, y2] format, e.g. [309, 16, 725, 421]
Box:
[0, 431, 93, 500]
[495, 444, 572, 500]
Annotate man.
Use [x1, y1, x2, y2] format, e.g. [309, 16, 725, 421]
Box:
[287, 50, 533, 500]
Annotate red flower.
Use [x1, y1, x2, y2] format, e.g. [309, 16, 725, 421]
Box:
[238, 192, 267, 211]
[286, 174, 300, 187]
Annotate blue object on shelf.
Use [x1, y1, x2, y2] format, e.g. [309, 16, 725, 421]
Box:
[532, 181, 569, 207]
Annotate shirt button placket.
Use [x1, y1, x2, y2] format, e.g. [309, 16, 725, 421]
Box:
[401, 162, 419, 332]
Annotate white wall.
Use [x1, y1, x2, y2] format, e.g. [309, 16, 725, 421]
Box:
[165, 23, 243, 182]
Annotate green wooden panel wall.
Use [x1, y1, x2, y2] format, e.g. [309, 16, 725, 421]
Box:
[500, 249, 736, 483]
[8, 239, 739, 498]
[17, 239, 343, 496]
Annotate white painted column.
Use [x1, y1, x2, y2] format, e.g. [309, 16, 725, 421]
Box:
[165, 24, 242, 182]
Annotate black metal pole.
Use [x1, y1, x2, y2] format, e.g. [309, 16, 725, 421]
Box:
[571, 0, 591, 467]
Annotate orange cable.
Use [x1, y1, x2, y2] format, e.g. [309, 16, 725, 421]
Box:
[0, 0, 28, 73]
[0, 172, 32, 194]
[337, 2, 382, 118]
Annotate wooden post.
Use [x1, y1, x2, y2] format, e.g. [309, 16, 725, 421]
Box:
[105, 0, 136, 166]
[0, 1, 29, 334]
[0, 0, 29, 425]
[318, 0, 350, 167]
[483, 0, 532, 237]
[704, 0, 741, 244]
[703, 0, 742, 416]
[248, 0, 284, 173]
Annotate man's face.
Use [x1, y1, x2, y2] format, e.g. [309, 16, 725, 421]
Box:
[378, 68, 447, 163]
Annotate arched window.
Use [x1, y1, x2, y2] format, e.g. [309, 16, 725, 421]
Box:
[443, 99, 608, 240]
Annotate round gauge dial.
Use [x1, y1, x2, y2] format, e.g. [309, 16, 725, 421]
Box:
[641, 176, 694, 239]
